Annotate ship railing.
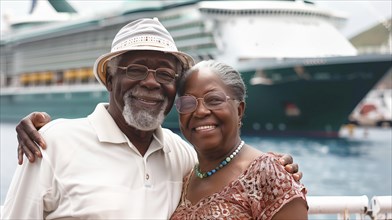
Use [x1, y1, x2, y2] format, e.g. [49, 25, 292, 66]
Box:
[1, 196, 391, 219]
[308, 195, 392, 220]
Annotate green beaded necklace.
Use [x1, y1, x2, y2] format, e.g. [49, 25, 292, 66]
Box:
[194, 140, 245, 179]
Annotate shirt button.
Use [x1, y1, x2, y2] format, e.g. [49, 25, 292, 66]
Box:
[146, 174, 149, 180]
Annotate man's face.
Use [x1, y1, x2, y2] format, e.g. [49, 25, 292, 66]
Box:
[107, 51, 179, 131]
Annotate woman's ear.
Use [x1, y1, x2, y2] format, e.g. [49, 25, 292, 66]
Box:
[237, 101, 245, 121]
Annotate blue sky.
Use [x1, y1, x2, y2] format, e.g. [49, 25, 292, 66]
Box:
[1, 0, 391, 38]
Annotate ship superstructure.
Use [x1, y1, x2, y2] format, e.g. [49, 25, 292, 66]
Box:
[1, 0, 391, 137]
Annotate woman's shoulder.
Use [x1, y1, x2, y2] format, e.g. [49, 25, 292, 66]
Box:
[242, 150, 278, 171]
[239, 148, 307, 219]
[241, 151, 295, 185]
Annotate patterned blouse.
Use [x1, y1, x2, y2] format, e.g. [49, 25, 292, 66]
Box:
[170, 153, 307, 220]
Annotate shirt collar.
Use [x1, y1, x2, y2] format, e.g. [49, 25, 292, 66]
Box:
[152, 124, 170, 154]
[87, 103, 169, 153]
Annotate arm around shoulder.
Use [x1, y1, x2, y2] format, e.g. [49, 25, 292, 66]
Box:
[16, 112, 51, 164]
[251, 154, 308, 220]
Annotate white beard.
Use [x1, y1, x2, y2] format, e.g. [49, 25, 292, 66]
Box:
[122, 89, 168, 131]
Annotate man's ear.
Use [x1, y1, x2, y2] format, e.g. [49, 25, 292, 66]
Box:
[106, 72, 113, 91]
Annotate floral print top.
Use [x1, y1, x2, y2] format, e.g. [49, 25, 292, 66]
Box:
[171, 153, 307, 220]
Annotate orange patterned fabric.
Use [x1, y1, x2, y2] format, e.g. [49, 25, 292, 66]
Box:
[171, 153, 307, 220]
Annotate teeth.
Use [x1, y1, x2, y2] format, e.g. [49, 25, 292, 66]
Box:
[195, 125, 216, 131]
[136, 97, 159, 104]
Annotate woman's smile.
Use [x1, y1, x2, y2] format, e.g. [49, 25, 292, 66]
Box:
[194, 125, 217, 132]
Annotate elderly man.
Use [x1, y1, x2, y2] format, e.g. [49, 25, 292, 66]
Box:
[3, 18, 300, 219]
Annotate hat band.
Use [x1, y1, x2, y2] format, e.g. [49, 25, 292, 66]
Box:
[112, 35, 178, 52]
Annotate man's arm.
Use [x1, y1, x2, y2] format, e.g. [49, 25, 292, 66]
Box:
[15, 112, 302, 182]
[16, 112, 51, 164]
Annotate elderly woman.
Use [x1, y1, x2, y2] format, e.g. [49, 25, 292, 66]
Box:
[171, 60, 308, 219]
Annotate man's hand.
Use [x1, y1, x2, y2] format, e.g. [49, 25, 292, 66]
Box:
[16, 112, 51, 165]
[270, 152, 303, 182]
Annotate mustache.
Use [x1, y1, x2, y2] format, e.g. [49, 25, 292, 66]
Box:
[125, 87, 165, 100]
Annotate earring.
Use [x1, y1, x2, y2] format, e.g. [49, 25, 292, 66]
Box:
[238, 121, 243, 128]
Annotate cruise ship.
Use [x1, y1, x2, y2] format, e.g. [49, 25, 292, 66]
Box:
[1, 0, 391, 137]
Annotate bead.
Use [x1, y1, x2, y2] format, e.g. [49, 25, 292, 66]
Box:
[194, 141, 244, 179]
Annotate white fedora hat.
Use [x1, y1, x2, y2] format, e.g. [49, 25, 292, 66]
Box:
[93, 17, 194, 86]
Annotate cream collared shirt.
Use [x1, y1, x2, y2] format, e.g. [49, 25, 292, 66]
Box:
[2, 103, 197, 219]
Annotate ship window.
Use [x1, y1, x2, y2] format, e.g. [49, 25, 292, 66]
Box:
[283, 102, 301, 117]
[56, 71, 63, 85]
[272, 74, 282, 81]
[6, 75, 13, 87]
[314, 72, 331, 80]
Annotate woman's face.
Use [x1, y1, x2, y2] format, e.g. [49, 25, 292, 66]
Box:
[178, 67, 244, 152]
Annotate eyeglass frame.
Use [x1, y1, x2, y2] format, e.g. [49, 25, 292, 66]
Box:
[117, 63, 179, 84]
[175, 91, 237, 114]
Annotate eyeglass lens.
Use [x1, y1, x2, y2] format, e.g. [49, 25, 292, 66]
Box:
[125, 64, 176, 84]
[175, 91, 230, 114]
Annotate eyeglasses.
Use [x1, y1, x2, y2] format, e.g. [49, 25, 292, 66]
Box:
[175, 91, 234, 114]
[117, 64, 178, 84]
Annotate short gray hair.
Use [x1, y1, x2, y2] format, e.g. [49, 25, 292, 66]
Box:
[106, 56, 121, 77]
[177, 60, 246, 101]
